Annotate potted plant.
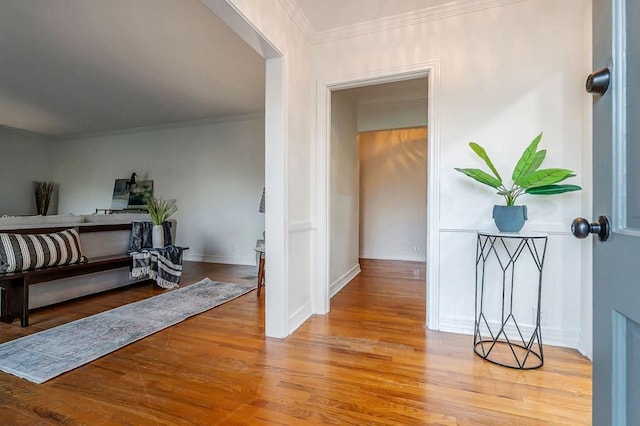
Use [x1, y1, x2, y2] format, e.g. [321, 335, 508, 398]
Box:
[146, 197, 178, 247]
[455, 132, 581, 232]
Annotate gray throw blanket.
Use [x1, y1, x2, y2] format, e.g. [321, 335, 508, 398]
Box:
[129, 221, 184, 289]
[129, 221, 173, 250]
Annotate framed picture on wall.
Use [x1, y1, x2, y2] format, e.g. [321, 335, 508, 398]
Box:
[111, 179, 154, 210]
[127, 180, 153, 209]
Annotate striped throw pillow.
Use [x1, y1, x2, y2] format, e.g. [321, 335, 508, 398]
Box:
[0, 228, 86, 273]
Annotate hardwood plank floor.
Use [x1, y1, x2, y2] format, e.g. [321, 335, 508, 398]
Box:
[0, 260, 591, 425]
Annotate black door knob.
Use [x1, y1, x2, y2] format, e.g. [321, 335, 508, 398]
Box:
[586, 68, 610, 95]
[571, 216, 610, 241]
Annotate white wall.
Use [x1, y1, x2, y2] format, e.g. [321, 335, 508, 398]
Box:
[221, 0, 315, 335]
[0, 127, 55, 215]
[53, 116, 265, 266]
[358, 98, 428, 133]
[314, 0, 590, 349]
[330, 91, 360, 295]
[359, 128, 427, 261]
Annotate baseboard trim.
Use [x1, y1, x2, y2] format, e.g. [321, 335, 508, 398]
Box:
[438, 316, 580, 349]
[289, 302, 313, 334]
[183, 253, 255, 266]
[576, 331, 593, 360]
[359, 255, 426, 262]
[330, 264, 361, 298]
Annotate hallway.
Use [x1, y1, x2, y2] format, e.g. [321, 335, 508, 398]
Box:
[0, 260, 591, 424]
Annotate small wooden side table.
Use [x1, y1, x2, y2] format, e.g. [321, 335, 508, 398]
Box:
[255, 240, 265, 296]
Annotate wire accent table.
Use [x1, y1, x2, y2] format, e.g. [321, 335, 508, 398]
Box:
[474, 232, 548, 369]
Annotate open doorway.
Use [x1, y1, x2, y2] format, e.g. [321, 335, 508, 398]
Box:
[327, 77, 429, 320]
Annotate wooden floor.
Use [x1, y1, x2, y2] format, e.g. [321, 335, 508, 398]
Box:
[0, 259, 592, 425]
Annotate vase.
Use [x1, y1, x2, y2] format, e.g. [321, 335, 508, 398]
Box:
[492, 205, 527, 233]
[152, 224, 165, 248]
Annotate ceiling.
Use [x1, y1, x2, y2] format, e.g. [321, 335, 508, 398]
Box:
[0, 0, 433, 138]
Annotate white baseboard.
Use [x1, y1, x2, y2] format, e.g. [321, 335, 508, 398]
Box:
[289, 302, 313, 334]
[576, 331, 593, 360]
[359, 254, 426, 262]
[183, 252, 255, 266]
[330, 264, 361, 298]
[438, 316, 580, 350]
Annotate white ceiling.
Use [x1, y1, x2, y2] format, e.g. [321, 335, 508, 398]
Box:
[0, 0, 433, 138]
[0, 0, 265, 137]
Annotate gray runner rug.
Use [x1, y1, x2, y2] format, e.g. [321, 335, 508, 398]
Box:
[0, 278, 254, 384]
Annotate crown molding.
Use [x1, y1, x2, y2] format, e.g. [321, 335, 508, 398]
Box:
[310, 0, 527, 44]
[0, 125, 50, 139]
[54, 112, 265, 141]
[276, 0, 316, 43]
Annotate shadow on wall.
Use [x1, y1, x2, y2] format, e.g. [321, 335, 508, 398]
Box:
[359, 127, 427, 172]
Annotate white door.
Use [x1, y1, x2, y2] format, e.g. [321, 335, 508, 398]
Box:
[576, 0, 640, 423]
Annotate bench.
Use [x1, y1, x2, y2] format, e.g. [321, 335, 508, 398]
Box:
[0, 224, 139, 327]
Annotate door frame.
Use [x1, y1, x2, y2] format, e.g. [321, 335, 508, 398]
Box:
[201, 0, 288, 337]
[315, 61, 441, 329]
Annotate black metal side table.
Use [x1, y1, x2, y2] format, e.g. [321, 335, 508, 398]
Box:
[474, 231, 548, 369]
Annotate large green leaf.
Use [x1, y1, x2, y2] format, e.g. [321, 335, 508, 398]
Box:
[516, 168, 575, 188]
[455, 168, 502, 188]
[469, 142, 501, 181]
[525, 184, 582, 195]
[524, 149, 546, 176]
[512, 132, 543, 183]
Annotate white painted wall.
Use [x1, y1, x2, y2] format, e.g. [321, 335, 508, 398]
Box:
[357, 97, 427, 133]
[359, 128, 427, 262]
[186, 0, 316, 336]
[52, 117, 265, 266]
[329, 91, 360, 295]
[313, 0, 590, 349]
[0, 127, 55, 215]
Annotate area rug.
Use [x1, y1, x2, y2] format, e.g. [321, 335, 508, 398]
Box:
[0, 278, 255, 384]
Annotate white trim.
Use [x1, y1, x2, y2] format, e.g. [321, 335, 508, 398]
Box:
[439, 316, 580, 349]
[577, 331, 593, 360]
[201, 0, 281, 58]
[330, 264, 361, 298]
[312, 0, 527, 44]
[359, 255, 426, 262]
[289, 302, 313, 333]
[289, 220, 314, 233]
[53, 113, 265, 141]
[183, 253, 256, 266]
[426, 61, 441, 331]
[203, 0, 289, 339]
[315, 61, 440, 333]
[314, 83, 331, 315]
[264, 55, 289, 338]
[439, 222, 579, 235]
[276, 0, 315, 43]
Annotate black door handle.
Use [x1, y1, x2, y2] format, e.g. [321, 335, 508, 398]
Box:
[571, 216, 610, 241]
[586, 68, 610, 95]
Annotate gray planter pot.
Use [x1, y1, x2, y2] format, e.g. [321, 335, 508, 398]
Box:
[492, 205, 527, 232]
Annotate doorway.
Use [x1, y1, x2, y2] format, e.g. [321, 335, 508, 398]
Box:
[317, 65, 440, 328]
